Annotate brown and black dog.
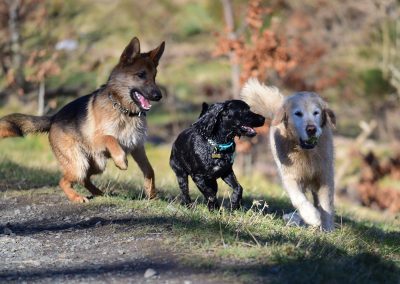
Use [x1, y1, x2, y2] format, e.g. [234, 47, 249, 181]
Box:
[0, 37, 165, 203]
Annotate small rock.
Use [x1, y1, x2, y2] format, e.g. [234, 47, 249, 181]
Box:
[14, 209, 21, 215]
[184, 281, 192, 284]
[3, 227, 15, 236]
[84, 217, 90, 221]
[283, 212, 305, 227]
[95, 221, 102, 227]
[144, 268, 157, 278]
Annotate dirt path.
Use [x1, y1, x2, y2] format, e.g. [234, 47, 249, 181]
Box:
[0, 189, 237, 283]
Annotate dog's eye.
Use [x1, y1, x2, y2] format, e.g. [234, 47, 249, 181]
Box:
[313, 111, 320, 116]
[294, 111, 303, 117]
[136, 71, 146, 79]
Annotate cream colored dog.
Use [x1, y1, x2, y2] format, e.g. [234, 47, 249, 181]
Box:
[241, 78, 336, 231]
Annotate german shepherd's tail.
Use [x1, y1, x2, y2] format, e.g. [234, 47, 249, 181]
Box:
[0, 114, 52, 138]
[240, 78, 284, 123]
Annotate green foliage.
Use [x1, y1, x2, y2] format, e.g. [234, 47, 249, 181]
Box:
[0, 137, 399, 283]
[173, 3, 213, 38]
[361, 68, 395, 97]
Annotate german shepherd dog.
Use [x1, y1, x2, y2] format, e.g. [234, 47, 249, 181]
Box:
[0, 37, 165, 203]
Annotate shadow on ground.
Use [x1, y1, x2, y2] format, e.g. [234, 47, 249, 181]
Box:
[1, 159, 399, 283]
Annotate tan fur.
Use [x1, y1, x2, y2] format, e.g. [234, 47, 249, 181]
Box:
[0, 37, 164, 203]
[241, 78, 336, 231]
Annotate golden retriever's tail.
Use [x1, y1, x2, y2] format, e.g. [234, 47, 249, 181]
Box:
[0, 113, 52, 138]
[240, 78, 284, 122]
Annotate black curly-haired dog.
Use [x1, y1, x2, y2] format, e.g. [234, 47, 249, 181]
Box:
[170, 100, 265, 211]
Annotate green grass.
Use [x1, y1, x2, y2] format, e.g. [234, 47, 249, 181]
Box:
[0, 136, 399, 283]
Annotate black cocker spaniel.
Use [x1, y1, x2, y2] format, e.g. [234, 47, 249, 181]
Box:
[170, 100, 265, 211]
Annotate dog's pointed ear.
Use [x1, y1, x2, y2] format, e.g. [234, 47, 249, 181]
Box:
[149, 41, 165, 67]
[272, 107, 288, 128]
[199, 102, 209, 118]
[322, 108, 336, 128]
[193, 103, 224, 137]
[120, 37, 141, 65]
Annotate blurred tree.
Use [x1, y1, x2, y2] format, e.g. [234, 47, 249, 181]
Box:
[0, 0, 47, 93]
[215, 0, 296, 98]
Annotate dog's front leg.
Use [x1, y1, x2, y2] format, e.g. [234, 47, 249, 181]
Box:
[192, 176, 219, 211]
[222, 171, 243, 210]
[103, 135, 127, 170]
[131, 144, 156, 199]
[283, 177, 321, 227]
[317, 181, 335, 232]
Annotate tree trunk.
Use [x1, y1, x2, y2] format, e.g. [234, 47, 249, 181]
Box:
[7, 0, 25, 89]
[221, 0, 241, 99]
[38, 80, 45, 115]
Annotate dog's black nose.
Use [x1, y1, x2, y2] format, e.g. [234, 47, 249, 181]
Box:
[306, 125, 317, 136]
[151, 89, 162, 101]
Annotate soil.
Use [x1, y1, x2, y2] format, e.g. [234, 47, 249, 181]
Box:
[0, 189, 238, 284]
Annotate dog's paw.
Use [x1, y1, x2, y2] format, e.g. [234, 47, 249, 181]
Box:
[321, 217, 335, 232]
[180, 195, 192, 206]
[298, 202, 321, 227]
[283, 212, 305, 227]
[70, 195, 90, 203]
[230, 201, 241, 211]
[207, 197, 220, 212]
[145, 188, 157, 199]
[114, 155, 128, 170]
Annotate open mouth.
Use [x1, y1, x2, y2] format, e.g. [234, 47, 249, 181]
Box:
[241, 126, 257, 137]
[131, 90, 152, 111]
[299, 136, 318, 149]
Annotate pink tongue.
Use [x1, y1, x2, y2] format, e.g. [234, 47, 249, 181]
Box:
[138, 94, 151, 109]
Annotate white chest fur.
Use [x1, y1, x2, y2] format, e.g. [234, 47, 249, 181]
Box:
[102, 116, 147, 151]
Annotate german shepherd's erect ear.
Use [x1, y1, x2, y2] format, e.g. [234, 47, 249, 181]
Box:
[120, 37, 141, 65]
[149, 41, 165, 67]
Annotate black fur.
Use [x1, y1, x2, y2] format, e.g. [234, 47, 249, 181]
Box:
[170, 100, 265, 211]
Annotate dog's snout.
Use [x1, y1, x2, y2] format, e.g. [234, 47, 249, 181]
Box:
[151, 89, 162, 101]
[257, 115, 265, 126]
[250, 113, 265, 127]
[306, 124, 317, 136]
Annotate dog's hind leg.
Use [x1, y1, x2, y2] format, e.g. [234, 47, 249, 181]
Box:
[59, 176, 89, 203]
[177, 173, 191, 205]
[169, 157, 191, 205]
[84, 177, 103, 197]
[192, 177, 219, 211]
[222, 171, 243, 210]
[50, 130, 91, 203]
[131, 144, 156, 199]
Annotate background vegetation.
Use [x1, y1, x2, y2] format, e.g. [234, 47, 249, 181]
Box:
[0, 0, 399, 283]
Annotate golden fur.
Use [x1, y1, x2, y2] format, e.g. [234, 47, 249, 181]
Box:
[241, 78, 336, 231]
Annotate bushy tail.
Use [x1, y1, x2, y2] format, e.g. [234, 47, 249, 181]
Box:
[0, 113, 52, 138]
[240, 78, 284, 122]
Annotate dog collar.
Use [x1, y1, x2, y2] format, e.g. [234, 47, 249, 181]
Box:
[108, 93, 146, 117]
[207, 139, 236, 163]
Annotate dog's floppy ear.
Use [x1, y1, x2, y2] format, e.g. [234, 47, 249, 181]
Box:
[193, 102, 224, 137]
[199, 102, 209, 118]
[322, 108, 336, 128]
[120, 37, 141, 65]
[272, 107, 288, 128]
[149, 41, 165, 67]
